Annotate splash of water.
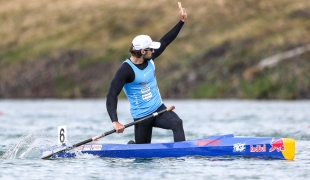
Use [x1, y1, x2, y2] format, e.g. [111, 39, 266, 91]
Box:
[40, 145, 99, 159]
[1, 132, 100, 160]
[1, 132, 54, 160]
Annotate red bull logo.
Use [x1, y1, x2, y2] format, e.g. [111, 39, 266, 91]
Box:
[250, 144, 266, 152]
[269, 138, 285, 152]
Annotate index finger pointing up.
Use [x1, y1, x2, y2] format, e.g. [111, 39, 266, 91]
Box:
[178, 2, 182, 10]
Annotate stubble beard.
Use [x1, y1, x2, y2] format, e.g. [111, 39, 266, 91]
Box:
[143, 54, 152, 61]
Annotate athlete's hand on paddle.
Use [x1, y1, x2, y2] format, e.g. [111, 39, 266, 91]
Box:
[113, 121, 125, 133]
[178, 2, 187, 22]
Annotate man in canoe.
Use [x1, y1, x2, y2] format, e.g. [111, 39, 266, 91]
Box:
[106, 2, 187, 144]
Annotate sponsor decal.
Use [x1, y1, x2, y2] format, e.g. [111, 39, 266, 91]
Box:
[133, 93, 139, 105]
[139, 81, 147, 87]
[144, 69, 153, 77]
[83, 145, 91, 151]
[139, 81, 151, 95]
[141, 87, 150, 93]
[142, 92, 152, 100]
[196, 139, 221, 146]
[269, 138, 285, 152]
[250, 144, 266, 152]
[233, 143, 246, 152]
[76, 145, 84, 151]
[91, 145, 102, 151]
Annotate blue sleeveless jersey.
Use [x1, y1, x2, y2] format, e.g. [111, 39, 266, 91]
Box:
[123, 59, 163, 118]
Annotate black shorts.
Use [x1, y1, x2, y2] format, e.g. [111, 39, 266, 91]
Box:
[134, 104, 185, 144]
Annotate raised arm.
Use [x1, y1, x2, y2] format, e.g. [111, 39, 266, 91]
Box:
[178, 2, 187, 22]
[152, 2, 187, 59]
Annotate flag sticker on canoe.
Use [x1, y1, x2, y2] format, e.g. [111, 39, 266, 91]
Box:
[84, 145, 91, 151]
[250, 144, 266, 152]
[76, 146, 84, 151]
[269, 138, 285, 152]
[233, 143, 246, 152]
[91, 145, 102, 151]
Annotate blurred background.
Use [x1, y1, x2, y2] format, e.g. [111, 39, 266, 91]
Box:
[0, 0, 309, 99]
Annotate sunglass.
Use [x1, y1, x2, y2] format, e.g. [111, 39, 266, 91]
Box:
[144, 48, 154, 51]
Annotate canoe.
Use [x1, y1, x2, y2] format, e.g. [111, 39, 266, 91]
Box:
[41, 134, 295, 160]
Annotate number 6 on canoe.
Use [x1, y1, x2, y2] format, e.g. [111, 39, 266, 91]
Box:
[41, 106, 175, 159]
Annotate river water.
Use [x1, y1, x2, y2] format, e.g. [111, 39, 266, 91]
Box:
[0, 99, 309, 179]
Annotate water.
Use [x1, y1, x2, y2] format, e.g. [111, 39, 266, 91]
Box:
[0, 99, 309, 179]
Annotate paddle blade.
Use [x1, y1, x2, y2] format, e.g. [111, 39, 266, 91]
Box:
[41, 146, 70, 159]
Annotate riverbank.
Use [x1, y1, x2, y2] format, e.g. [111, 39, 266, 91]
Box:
[1, 0, 309, 99]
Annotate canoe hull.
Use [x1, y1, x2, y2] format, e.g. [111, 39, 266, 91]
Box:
[42, 134, 295, 160]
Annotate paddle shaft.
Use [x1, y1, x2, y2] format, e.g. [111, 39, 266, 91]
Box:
[42, 106, 175, 159]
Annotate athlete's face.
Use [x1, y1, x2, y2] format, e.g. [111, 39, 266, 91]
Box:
[142, 48, 154, 60]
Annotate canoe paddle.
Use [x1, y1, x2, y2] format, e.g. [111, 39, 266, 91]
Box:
[41, 106, 175, 159]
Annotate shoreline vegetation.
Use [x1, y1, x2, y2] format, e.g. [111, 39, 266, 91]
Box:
[0, 0, 310, 99]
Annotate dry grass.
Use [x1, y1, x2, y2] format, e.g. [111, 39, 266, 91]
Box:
[0, 0, 310, 98]
[1, 0, 310, 61]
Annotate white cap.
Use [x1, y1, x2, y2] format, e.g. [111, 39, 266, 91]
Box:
[132, 35, 161, 50]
